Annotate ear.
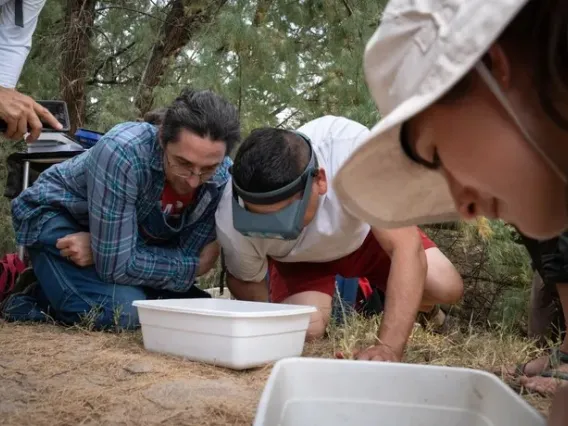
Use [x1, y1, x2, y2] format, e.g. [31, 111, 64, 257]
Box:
[486, 43, 512, 90]
[316, 167, 327, 195]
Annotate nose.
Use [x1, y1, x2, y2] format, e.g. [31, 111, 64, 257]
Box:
[454, 188, 480, 220]
[445, 172, 494, 220]
[186, 174, 201, 188]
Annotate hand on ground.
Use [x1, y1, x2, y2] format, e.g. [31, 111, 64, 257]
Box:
[351, 344, 402, 362]
[56, 232, 94, 267]
[197, 241, 220, 276]
[0, 87, 62, 142]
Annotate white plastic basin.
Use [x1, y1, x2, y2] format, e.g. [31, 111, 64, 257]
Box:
[132, 299, 317, 370]
[254, 357, 546, 426]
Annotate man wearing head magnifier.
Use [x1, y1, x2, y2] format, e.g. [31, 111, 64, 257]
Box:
[229, 130, 319, 241]
[216, 115, 464, 362]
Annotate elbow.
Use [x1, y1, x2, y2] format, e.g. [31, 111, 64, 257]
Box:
[98, 268, 129, 285]
[95, 260, 133, 285]
[226, 272, 267, 301]
[226, 272, 246, 299]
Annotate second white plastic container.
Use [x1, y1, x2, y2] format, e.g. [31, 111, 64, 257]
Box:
[132, 298, 317, 370]
[254, 357, 547, 426]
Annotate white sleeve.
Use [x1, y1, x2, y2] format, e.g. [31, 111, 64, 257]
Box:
[0, 0, 46, 88]
[215, 184, 268, 283]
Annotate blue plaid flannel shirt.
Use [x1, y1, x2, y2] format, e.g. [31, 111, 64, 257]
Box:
[12, 122, 231, 292]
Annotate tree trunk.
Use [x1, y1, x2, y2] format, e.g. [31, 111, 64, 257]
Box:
[134, 0, 227, 116]
[59, 0, 97, 135]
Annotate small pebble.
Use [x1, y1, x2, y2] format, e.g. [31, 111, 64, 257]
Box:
[124, 361, 154, 374]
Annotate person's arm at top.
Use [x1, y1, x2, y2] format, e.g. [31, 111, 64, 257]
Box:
[85, 128, 201, 291]
[0, 0, 61, 141]
[356, 226, 427, 361]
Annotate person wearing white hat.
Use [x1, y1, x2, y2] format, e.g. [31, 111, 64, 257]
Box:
[332, 0, 568, 422]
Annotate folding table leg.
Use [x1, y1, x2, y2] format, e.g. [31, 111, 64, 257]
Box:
[17, 161, 30, 262]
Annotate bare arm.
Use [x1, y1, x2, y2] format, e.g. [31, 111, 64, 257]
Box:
[357, 226, 427, 361]
[227, 272, 269, 302]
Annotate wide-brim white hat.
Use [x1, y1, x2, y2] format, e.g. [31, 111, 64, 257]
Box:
[333, 0, 530, 229]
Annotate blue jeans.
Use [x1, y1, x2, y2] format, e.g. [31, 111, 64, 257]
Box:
[3, 214, 205, 330]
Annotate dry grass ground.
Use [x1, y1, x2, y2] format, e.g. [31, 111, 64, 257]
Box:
[0, 315, 554, 426]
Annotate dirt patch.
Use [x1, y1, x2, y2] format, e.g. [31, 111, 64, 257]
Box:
[0, 320, 554, 425]
[0, 322, 267, 425]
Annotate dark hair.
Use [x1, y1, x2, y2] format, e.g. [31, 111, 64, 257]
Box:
[232, 128, 310, 193]
[441, 0, 568, 130]
[142, 107, 168, 126]
[161, 88, 240, 153]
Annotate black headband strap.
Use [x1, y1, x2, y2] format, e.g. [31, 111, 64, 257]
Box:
[232, 131, 318, 205]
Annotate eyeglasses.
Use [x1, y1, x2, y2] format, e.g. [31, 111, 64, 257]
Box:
[164, 151, 217, 183]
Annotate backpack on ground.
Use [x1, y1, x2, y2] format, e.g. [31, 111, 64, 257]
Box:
[0, 254, 26, 303]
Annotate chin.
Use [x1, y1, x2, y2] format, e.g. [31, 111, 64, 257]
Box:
[513, 217, 568, 240]
[175, 184, 193, 195]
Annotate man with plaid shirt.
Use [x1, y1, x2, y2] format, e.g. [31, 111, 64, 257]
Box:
[1, 89, 240, 329]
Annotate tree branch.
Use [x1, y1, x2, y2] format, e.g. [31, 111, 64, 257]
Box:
[95, 5, 167, 23]
[341, 0, 354, 16]
[270, 76, 330, 116]
[90, 41, 137, 84]
[88, 78, 135, 85]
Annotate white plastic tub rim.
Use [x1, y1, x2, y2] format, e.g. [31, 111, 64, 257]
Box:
[253, 357, 547, 426]
[132, 298, 317, 318]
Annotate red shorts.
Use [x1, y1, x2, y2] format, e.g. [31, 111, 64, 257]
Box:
[269, 229, 437, 303]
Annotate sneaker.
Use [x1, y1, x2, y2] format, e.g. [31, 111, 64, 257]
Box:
[11, 267, 38, 295]
[418, 305, 452, 334]
[0, 268, 38, 316]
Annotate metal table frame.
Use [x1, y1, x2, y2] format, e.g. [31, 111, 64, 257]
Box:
[11, 149, 85, 261]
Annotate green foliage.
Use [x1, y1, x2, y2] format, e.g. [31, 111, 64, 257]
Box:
[457, 220, 532, 330]
[0, 0, 538, 332]
[19, 0, 385, 135]
[0, 140, 21, 255]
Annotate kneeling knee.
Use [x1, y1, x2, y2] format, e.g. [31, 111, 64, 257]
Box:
[306, 322, 327, 341]
[88, 302, 140, 331]
[435, 274, 464, 305]
[305, 312, 328, 341]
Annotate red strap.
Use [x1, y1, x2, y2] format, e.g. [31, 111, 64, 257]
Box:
[358, 278, 373, 299]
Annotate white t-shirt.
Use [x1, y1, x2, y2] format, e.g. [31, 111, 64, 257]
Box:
[0, 0, 46, 88]
[216, 115, 372, 282]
